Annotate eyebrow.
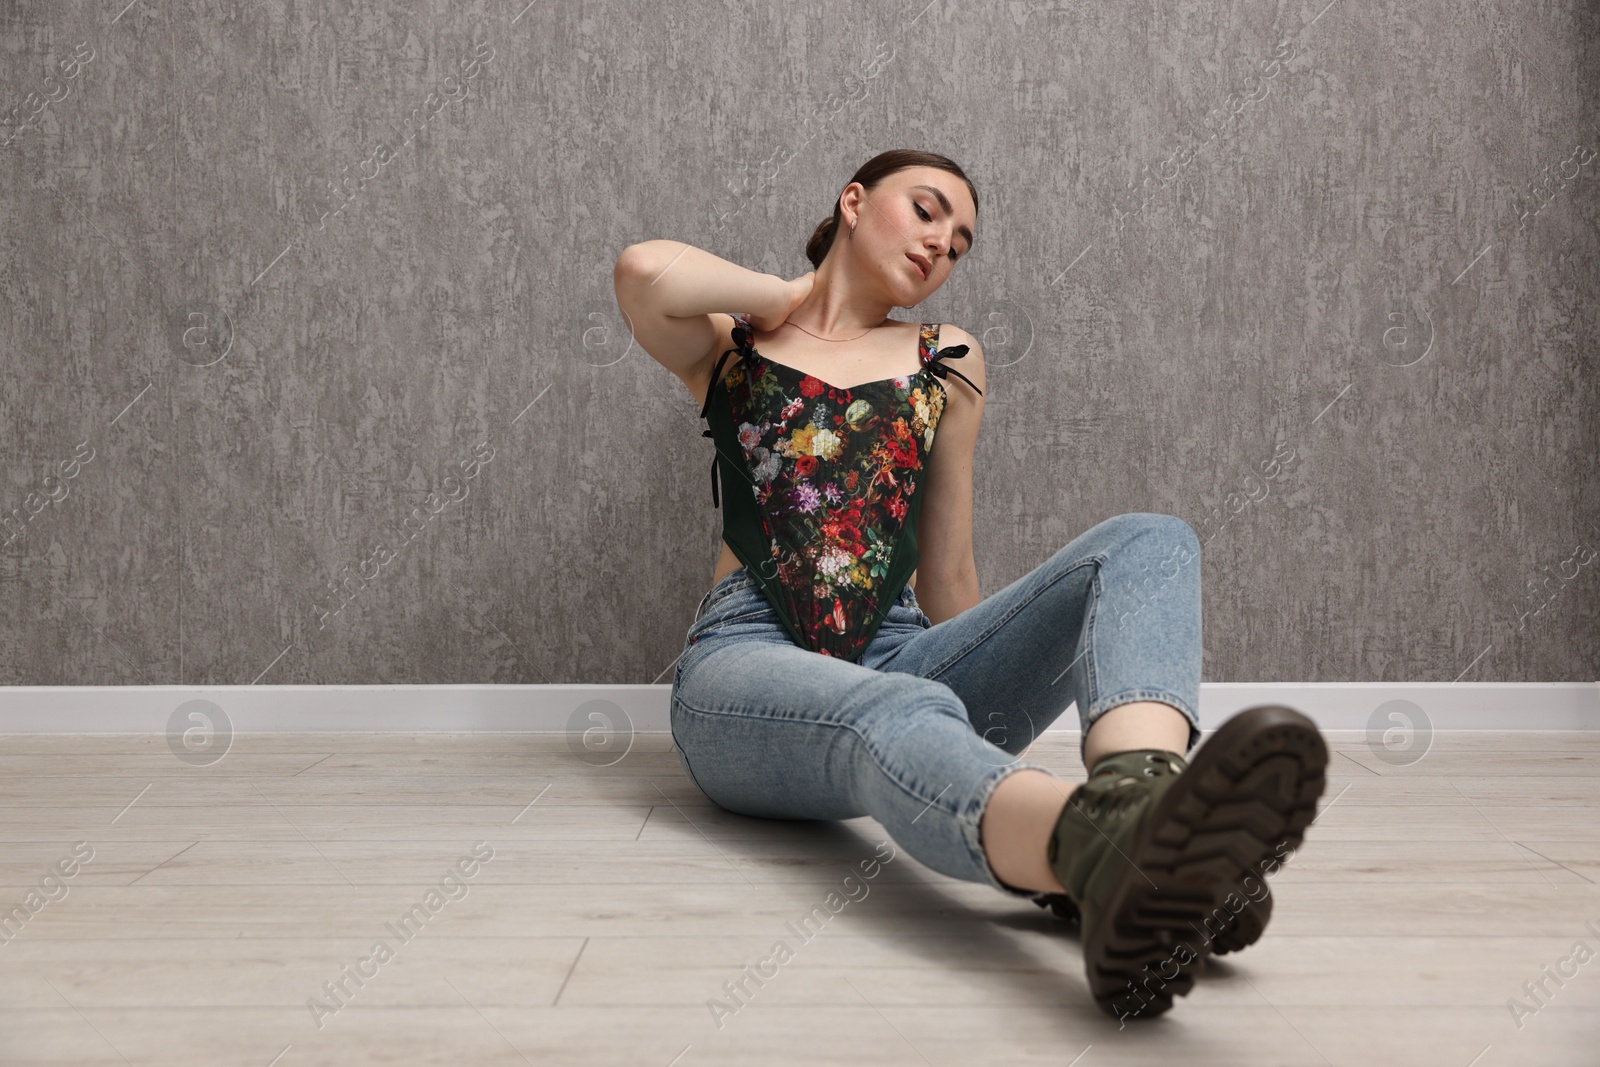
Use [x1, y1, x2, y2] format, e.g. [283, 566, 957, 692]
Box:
[913, 184, 974, 251]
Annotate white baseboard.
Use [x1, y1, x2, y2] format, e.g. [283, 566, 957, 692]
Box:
[0, 682, 1594, 733]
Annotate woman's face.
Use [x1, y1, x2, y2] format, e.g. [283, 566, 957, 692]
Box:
[848, 167, 976, 303]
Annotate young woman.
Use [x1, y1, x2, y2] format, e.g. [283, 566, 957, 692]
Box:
[612, 148, 1328, 1019]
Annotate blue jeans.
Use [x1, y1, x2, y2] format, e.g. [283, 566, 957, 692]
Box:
[669, 512, 1203, 895]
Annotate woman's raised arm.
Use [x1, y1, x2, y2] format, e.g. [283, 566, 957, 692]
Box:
[612, 241, 800, 386]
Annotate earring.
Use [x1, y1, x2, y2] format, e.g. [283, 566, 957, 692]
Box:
[848, 220, 855, 239]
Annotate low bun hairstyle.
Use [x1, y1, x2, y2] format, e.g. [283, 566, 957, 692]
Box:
[805, 149, 978, 270]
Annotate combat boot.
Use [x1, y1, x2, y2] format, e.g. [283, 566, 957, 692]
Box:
[1045, 705, 1327, 1021]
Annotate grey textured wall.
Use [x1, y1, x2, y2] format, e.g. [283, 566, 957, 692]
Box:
[1, 0, 1595, 688]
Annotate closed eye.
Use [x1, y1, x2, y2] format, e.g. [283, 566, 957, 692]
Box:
[914, 200, 962, 262]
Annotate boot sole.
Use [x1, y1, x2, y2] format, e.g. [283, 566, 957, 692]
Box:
[1035, 881, 1272, 954]
[1080, 704, 1327, 1021]
[1208, 880, 1272, 955]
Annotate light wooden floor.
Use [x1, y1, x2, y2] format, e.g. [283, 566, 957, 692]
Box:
[2, 729, 1598, 1066]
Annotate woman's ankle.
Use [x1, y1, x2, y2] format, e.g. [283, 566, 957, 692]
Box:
[979, 769, 1071, 894]
[1083, 701, 1192, 768]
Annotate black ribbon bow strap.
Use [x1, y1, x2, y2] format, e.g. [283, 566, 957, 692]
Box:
[924, 343, 983, 396]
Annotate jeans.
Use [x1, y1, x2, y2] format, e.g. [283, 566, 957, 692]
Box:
[669, 512, 1203, 894]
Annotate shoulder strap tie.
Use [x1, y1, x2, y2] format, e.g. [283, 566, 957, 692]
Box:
[925, 342, 982, 396]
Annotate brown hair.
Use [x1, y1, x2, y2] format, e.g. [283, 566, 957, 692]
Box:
[805, 149, 978, 270]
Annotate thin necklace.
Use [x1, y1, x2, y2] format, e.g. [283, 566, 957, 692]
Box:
[782, 317, 888, 343]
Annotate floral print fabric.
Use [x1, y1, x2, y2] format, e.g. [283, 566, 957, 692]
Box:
[706, 313, 965, 662]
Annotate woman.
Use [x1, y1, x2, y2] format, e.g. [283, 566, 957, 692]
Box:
[612, 148, 1328, 1020]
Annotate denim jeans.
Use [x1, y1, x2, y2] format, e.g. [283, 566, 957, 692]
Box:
[669, 512, 1203, 895]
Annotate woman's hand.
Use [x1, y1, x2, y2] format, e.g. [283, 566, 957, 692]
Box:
[747, 271, 814, 333]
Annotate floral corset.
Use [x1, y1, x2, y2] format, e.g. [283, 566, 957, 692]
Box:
[696, 313, 980, 662]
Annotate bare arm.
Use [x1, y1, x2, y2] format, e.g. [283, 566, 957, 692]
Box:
[612, 241, 804, 401]
[913, 324, 986, 625]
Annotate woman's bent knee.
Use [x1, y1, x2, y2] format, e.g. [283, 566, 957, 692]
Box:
[1108, 511, 1200, 552]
